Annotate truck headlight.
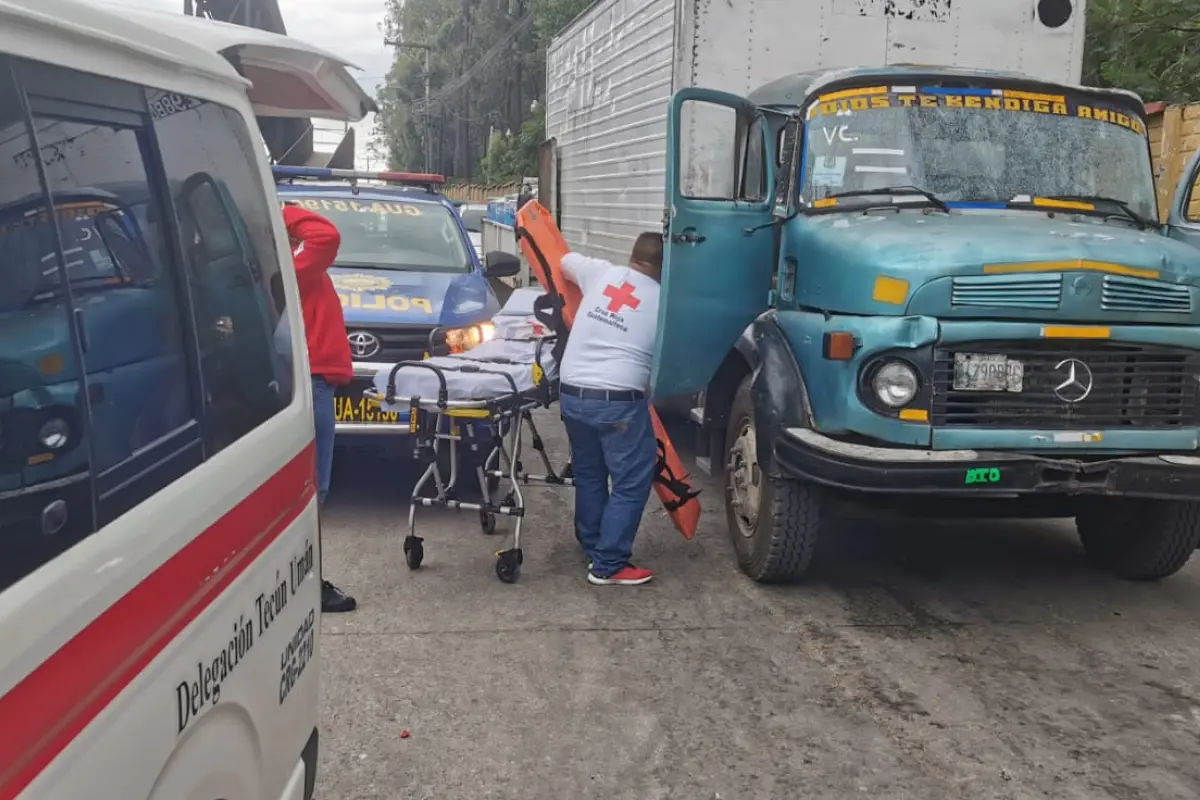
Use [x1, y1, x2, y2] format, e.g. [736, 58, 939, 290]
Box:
[871, 361, 919, 407]
[39, 417, 69, 449]
[443, 322, 495, 353]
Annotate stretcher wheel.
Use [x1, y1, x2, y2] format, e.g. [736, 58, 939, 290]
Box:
[479, 509, 498, 535]
[403, 536, 424, 570]
[495, 549, 522, 583]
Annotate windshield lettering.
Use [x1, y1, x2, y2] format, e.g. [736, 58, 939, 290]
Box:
[339, 292, 434, 314]
[809, 89, 1145, 135]
[801, 86, 1157, 221]
[296, 198, 423, 216]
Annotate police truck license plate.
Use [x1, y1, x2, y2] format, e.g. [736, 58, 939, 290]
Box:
[952, 353, 1024, 392]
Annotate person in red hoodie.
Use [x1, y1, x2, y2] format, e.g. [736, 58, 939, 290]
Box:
[282, 202, 357, 613]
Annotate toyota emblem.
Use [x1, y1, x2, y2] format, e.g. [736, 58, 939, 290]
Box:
[1053, 358, 1094, 403]
[347, 331, 381, 359]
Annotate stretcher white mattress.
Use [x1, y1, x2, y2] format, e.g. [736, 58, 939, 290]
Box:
[373, 288, 559, 407]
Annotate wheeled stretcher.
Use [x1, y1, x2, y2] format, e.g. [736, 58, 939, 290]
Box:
[362, 288, 574, 583]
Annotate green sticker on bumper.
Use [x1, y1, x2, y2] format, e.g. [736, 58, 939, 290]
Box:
[964, 467, 1001, 485]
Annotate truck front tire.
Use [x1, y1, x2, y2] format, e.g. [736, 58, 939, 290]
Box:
[1076, 498, 1200, 580]
[724, 376, 824, 583]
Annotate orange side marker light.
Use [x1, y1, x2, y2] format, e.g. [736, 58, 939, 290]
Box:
[823, 332, 857, 361]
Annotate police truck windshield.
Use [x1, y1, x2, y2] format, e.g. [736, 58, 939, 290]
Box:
[801, 87, 1157, 221]
[288, 197, 471, 272]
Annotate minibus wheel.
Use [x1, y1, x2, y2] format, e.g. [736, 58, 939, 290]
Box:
[724, 376, 824, 583]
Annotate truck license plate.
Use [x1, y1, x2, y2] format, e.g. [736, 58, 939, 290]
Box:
[952, 353, 1024, 392]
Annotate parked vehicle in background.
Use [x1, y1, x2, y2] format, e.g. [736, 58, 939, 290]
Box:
[458, 202, 487, 260]
[0, 1, 374, 798]
[272, 167, 521, 489]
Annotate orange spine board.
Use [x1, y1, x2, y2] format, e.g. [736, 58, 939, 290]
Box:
[515, 201, 701, 539]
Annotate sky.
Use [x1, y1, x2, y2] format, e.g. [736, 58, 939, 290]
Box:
[98, 0, 392, 167]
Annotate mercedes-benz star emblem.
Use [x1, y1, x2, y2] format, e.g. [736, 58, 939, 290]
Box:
[347, 331, 381, 359]
[1053, 357, 1094, 403]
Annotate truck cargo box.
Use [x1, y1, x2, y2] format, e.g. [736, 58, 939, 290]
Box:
[544, 0, 1089, 261]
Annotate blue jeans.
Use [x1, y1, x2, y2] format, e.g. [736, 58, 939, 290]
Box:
[312, 376, 336, 506]
[560, 393, 657, 577]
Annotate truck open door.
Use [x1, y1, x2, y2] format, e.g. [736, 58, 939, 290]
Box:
[650, 89, 777, 400]
[1166, 148, 1200, 249]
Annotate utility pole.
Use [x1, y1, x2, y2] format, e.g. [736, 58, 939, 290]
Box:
[384, 40, 434, 173]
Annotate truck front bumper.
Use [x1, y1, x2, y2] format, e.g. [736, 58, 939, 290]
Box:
[775, 428, 1200, 501]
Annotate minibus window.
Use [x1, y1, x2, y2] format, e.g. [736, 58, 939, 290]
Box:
[150, 91, 293, 454]
[29, 111, 201, 526]
[0, 58, 97, 589]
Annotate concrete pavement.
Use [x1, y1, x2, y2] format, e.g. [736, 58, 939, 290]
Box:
[316, 410, 1200, 799]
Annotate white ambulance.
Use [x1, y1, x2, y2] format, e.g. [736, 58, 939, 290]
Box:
[0, 2, 373, 798]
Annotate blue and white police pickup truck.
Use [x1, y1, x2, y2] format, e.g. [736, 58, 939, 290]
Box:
[273, 167, 520, 484]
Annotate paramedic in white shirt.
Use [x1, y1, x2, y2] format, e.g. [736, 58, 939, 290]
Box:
[559, 232, 663, 586]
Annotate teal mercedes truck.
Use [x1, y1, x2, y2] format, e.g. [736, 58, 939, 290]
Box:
[654, 66, 1200, 583]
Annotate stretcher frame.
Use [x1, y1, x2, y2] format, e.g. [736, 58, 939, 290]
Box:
[362, 335, 574, 583]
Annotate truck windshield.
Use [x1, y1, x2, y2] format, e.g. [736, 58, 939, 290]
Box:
[800, 87, 1156, 221]
[287, 196, 471, 273]
[0, 201, 143, 312]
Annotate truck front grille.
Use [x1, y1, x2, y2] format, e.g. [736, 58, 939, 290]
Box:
[345, 324, 436, 364]
[931, 341, 1200, 429]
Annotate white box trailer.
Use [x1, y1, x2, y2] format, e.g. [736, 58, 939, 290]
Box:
[543, 0, 1088, 261]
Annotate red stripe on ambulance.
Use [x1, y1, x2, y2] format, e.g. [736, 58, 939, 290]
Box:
[0, 443, 316, 800]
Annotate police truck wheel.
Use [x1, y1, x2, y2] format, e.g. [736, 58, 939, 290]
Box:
[724, 376, 823, 583]
[1076, 498, 1200, 581]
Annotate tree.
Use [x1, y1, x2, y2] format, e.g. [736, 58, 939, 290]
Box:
[378, 0, 1200, 181]
[1084, 0, 1200, 103]
[378, 0, 592, 181]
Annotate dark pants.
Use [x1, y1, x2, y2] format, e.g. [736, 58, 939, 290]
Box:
[560, 393, 656, 577]
[312, 376, 336, 506]
[312, 376, 335, 589]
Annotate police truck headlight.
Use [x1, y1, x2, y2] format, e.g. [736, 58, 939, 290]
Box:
[444, 322, 496, 353]
[39, 418, 70, 449]
[871, 361, 919, 408]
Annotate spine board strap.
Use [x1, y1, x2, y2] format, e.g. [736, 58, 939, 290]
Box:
[517, 224, 569, 365]
[652, 438, 700, 512]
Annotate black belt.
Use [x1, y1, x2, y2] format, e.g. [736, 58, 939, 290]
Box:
[561, 383, 645, 402]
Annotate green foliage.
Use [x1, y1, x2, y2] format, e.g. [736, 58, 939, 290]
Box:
[479, 104, 544, 183]
[1084, 0, 1200, 103]
[379, 0, 1200, 181]
[378, 0, 592, 181]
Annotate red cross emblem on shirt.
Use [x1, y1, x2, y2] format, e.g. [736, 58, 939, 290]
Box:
[602, 281, 641, 313]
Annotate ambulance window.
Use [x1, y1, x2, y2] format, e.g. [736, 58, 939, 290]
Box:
[0, 57, 100, 590]
[21, 70, 203, 528]
[151, 93, 293, 454]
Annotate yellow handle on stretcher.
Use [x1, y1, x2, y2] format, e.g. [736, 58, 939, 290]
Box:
[445, 408, 491, 419]
[532, 363, 544, 386]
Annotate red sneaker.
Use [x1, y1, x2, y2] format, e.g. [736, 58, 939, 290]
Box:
[587, 565, 654, 586]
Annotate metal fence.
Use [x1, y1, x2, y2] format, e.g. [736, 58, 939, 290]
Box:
[443, 181, 522, 203]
